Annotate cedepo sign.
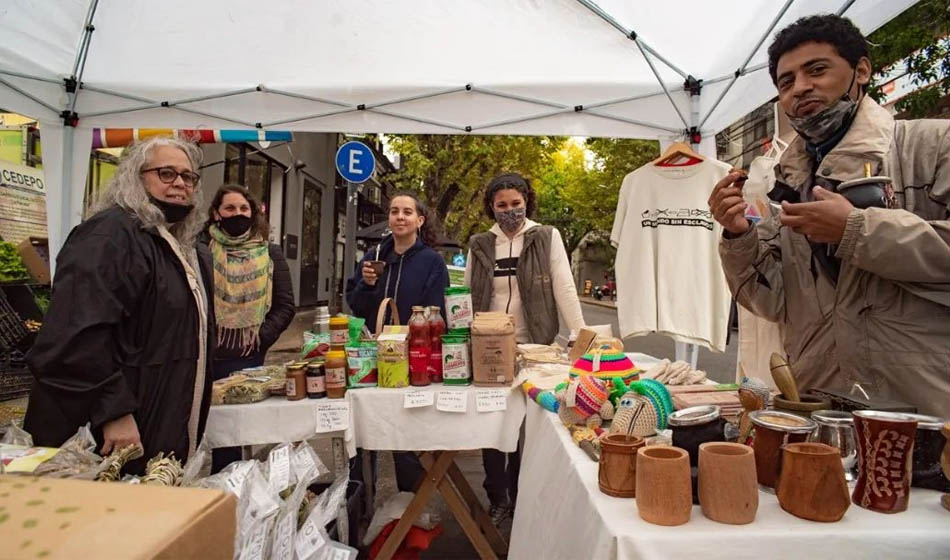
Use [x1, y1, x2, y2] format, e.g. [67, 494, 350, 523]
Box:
[0, 160, 48, 244]
[0, 160, 45, 192]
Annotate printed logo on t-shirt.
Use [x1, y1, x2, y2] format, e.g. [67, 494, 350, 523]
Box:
[640, 208, 714, 230]
[493, 256, 518, 278]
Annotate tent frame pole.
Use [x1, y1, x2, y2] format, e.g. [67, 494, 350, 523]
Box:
[0, 77, 59, 116]
[633, 39, 690, 129]
[67, 0, 100, 116]
[0, 69, 62, 84]
[837, 0, 858, 15]
[574, 0, 689, 80]
[698, 0, 795, 129]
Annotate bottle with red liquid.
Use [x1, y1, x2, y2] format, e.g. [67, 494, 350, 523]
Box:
[427, 306, 446, 383]
[408, 306, 431, 386]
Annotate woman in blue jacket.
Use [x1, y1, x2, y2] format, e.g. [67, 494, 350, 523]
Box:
[346, 191, 449, 492]
[347, 192, 448, 326]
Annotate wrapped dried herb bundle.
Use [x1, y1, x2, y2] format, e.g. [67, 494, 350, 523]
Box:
[142, 452, 184, 486]
[96, 443, 144, 482]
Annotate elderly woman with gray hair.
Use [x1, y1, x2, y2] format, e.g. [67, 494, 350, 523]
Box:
[24, 136, 216, 474]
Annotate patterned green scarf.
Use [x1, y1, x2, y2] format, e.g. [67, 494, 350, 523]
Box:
[208, 224, 273, 352]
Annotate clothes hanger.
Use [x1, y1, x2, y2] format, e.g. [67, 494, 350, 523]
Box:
[653, 140, 704, 167]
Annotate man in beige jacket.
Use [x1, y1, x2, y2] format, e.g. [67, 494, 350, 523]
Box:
[709, 14, 949, 417]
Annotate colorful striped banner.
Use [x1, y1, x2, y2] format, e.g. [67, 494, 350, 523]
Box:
[92, 128, 292, 149]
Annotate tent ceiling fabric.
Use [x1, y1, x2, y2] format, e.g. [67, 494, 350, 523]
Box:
[1, 0, 916, 139]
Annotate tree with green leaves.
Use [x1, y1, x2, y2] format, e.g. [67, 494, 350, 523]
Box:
[867, 0, 950, 117]
[384, 134, 560, 245]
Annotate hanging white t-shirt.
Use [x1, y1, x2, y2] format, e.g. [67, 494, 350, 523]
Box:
[611, 159, 732, 351]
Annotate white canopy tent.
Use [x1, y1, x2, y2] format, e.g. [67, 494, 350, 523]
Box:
[0, 0, 915, 268]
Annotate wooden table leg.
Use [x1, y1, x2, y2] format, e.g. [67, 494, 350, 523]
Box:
[420, 454, 504, 560]
[332, 437, 349, 546]
[446, 461, 508, 556]
[363, 449, 375, 519]
[374, 450, 455, 560]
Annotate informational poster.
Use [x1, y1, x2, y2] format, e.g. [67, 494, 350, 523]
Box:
[0, 160, 47, 244]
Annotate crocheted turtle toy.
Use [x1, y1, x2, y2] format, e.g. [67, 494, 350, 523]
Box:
[607, 378, 674, 437]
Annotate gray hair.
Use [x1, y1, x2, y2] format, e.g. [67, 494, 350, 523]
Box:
[93, 136, 205, 246]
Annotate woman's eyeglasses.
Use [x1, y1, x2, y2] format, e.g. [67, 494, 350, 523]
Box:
[142, 166, 200, 188]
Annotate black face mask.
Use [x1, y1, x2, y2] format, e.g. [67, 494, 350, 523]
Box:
[218, 214, 253, 237]
[149, 195, 194, 224]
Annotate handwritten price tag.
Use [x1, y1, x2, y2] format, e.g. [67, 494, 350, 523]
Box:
[437, 390, 468, 413]
[315, 401, 350, 433]
[272, 513, 295, 560]
[295, 518, 327, 560]
[475, 389, 508, 412]
[330, 547, 351, 560]
[404, 390, 435, 408]
[268, 445, 291, 492]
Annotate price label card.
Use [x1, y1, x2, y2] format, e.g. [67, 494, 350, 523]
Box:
[224, 461, 252, 496]
[272, 513, 295, 560]
[475, 389, 508, 412]
[244, 522, 268, 560]
[293, 445, 316, 480]
[330, 547, 351, 560]
[295, 518, 327, 560]
[315, 401, 350, 433]
[268, 445, 291, 492]
[437, 390, 468, 413]
[404, 390, 435, 408]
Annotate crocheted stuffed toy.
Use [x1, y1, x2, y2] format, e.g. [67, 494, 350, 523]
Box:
[556, 375, 615, 429]
[607, 378, 674, 437]
[610, 392, 660, 437]
[569, 339, 640, 383]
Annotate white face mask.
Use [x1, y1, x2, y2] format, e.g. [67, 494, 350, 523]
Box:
[786, 70, 859, 144]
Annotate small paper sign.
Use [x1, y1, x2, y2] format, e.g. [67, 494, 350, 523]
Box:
[404, 390, 435, 408]
[330, 547, 351, 560]
[315, 401, 350, 433]
[475, 389, 508, 412]
[224, 462, 252, 496]
[268, 446, 291, 492]
[244, 522, 268, 560]
[295, 518, 327, 560]
[293, 445, 316, 480]
[437, 390, 468, 413]
[272, 513, 295, 560]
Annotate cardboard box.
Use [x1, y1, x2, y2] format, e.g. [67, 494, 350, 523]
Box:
[568, 327, 599, 364]
[0, 475, 236, 559]
[17, 237, 50, 285]
[471, 312, 516, 386]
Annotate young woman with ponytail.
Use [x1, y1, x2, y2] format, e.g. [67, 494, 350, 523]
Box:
[345, 191, 449, 493]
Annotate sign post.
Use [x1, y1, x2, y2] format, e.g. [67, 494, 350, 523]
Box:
[335, 141, 376, 313]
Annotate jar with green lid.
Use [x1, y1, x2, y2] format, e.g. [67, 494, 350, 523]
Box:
[444, 286, 473, 329]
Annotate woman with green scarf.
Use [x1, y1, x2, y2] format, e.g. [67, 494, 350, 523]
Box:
[203, 185, 296, 471]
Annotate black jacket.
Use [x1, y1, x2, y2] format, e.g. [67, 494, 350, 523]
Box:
[24, 207, 216, 473]
[199, 232, 296, 360]
[346, 237, 448, 329]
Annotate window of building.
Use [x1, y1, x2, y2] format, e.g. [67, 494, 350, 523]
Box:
[223, 143, 287, 223]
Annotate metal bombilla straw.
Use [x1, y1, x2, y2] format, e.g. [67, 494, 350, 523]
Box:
[377, 228, 391, 261]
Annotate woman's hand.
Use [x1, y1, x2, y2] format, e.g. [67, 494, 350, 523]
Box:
[362, 262, 378, 286]
[101, 413, 141, 455]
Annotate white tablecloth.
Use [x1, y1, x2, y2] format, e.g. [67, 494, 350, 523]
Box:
[510, 403, 950, 560]
[349, 384, 526, 452]
[204, 397, 357, 457]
